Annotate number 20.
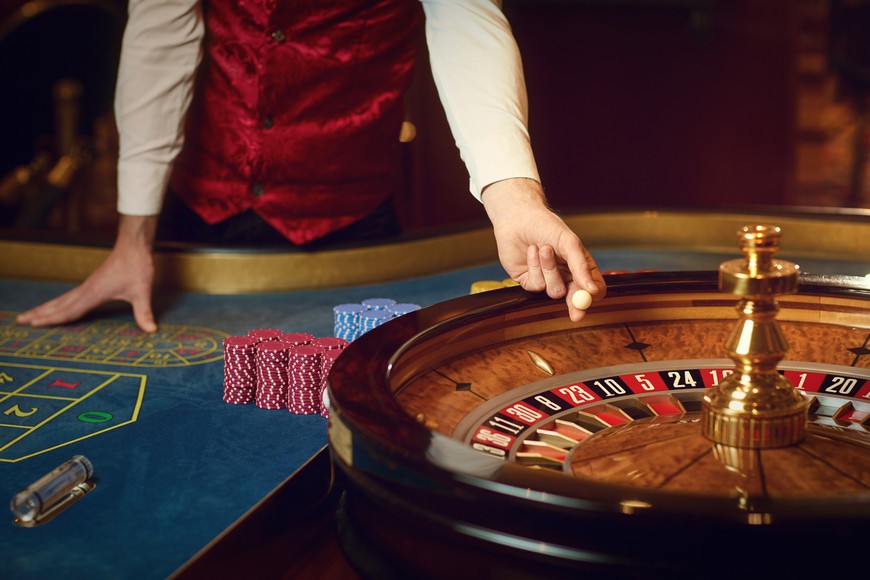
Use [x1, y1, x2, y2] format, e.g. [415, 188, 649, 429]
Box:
[824, 376, 858, 395]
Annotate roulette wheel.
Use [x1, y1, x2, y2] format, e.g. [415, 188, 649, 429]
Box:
[327, 225, 870, 578]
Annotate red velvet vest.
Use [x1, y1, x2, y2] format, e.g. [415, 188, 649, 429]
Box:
[170, 0, 423, 244]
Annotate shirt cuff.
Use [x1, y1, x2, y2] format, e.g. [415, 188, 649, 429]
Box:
[463, 131, 540, 201]
[116, 160, 172, 216]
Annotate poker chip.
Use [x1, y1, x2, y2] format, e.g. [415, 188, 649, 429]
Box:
[362, 297, 396, 311]
[247, 328, 284, 344]
[334, 303, 364, 341]
[222, 324, 349, 415]
[359, 310, 390, 335]
[334, 298, 414, 342]
[319, 348, 343, 418]
[387, 303, 421, 317]
[255, 340, 292, 409]
[281, 332, 315, 346]
[287, 344, 324, 415]
[311, 336, 347, 351]
[222, 335, 257, 404]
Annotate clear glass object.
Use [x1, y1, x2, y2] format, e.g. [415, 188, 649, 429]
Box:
[10, 455, 93, 523]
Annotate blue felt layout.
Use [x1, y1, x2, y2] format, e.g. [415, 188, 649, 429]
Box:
[0, 249, 865, 579]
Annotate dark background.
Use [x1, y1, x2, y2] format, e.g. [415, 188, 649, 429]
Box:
[1, 0, 867, 237]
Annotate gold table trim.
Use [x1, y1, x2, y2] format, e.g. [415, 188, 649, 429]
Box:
[1, 210, 867, 293]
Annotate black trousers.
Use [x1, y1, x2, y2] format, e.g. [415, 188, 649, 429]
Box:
[156, 191, 402, 249]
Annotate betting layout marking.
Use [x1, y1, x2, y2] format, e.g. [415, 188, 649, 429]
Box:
[0, 362, 146, 462]
[0, 312, 226, 366]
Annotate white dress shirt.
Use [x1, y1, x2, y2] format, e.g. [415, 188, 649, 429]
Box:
[115, 0, 540, 216]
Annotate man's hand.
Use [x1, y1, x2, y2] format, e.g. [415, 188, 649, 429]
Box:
[16, 215, 159, 333]
[482, 178, 606, 322]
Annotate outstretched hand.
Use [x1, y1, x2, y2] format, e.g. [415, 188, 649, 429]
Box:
[482, 178, 606, 322]
[16, 215, 159, 333]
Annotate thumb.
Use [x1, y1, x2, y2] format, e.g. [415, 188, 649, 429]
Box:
[131, 298, 158, 334]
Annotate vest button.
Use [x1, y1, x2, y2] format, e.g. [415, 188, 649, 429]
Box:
[271, 30, 286, 43]
[252, 183, 264, 197]
[263, 117, 273, 129]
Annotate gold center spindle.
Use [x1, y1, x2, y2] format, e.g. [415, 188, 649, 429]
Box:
[701, 224, 809, 448]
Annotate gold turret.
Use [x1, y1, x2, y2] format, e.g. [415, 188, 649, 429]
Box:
[701, 224, 809, 448]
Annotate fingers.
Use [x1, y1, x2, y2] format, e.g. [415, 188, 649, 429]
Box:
[577, 250, 606, 299]
[16, 247, 159, 333]
[131, 297, 158, 334]
[516, 243, 573, 303]
[538, 245, 566, 299]
[16, 288, 96, 327]
[16, 305, 59, 327]
[550, 234, 606, 324]
[557, 237, 600, 296]
[523, 244, 546, 292]
[18, 289, 158, 333]
[521, 244, 569, 299]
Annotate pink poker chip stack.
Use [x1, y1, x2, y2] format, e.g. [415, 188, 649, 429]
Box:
[287, 344, 324, 414]
[222, 336, 257, 404]
[255, 341, 292, 409]
[318, 348, 343, 418]
[247, 328, 284, 344]
[280, 332, 315, 346]
[311, 336, 347, 351]
[222, 327, 351, 416]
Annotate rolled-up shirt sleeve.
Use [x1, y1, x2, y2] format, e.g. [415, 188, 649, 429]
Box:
[421, 0, 540, 200]
[115, 0, 203, 216]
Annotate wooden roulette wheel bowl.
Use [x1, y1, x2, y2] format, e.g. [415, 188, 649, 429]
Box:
[327, 256, 870, 578]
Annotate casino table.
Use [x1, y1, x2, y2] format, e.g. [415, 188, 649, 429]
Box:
[0, 209, 868, 579]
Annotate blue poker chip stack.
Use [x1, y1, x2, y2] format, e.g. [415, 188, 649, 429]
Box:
[358, 297, 395, 336]
[333, 303, 364, 341]
[359, 309, 391, 335]
[387, 303, 421, 317]
[334, 298, 423, 341]
[361, 297, 397, 311]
